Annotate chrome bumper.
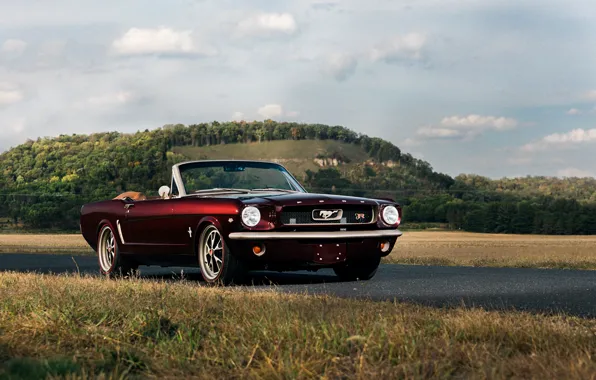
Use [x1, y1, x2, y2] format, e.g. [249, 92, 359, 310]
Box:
[228, 229, 403, 240]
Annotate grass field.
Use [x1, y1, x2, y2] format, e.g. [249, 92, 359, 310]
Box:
[0, 272, 594, 379]
[2, 231, 596, 270]
[391, 231, 596, 270]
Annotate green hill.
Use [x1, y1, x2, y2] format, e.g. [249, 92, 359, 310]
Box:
[1, 121, 596, 234]
[173, 139, 370, 175]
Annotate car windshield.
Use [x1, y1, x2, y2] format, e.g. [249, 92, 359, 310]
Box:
[177, 161, 306, 194]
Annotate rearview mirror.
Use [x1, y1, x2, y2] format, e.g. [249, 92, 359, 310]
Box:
[158, 186, 171, 199]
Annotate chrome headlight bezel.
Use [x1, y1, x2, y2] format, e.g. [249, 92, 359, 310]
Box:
[381, 205, 400, 226]
[241, 206, 261, 227]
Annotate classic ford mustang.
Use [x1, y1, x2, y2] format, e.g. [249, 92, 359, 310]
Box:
[80, 160, 403, 285]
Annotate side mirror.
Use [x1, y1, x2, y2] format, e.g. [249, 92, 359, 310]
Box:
[158, 186, 171, 199]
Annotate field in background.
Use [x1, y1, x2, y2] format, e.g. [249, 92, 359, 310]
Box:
[173, 140, 370, 175]
[1, 231, 595, 270]
[0, 234, 92, 255]
[388, 231, 596, 270]
[0, 272, 594, 379]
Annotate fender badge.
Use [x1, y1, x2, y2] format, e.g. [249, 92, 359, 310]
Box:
[228, 218, 234, 223]
[188, 227, 193, 238]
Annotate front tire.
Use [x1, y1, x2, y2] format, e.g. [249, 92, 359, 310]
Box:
[198, 224, 245, 286]
[97, 224, 137, 278]
[333, 255, 381, 281]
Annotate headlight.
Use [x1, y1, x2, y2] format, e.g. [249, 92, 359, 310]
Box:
[241, 206, 261, 227]
[381, 206, 399, 225]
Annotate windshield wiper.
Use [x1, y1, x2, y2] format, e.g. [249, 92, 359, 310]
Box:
[251, 188, 298, 193]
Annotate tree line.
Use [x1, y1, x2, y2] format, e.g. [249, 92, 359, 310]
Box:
[1, 121, 595, 234]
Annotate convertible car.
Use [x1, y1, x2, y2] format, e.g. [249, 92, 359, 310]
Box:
[80, 160, 403, 285]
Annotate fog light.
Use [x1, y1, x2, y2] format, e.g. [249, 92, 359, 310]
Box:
[380, 241, 391, 253]
[252, 244, 266, 256]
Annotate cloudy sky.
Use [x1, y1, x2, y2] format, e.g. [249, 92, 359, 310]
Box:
[0, 0, 595, 179]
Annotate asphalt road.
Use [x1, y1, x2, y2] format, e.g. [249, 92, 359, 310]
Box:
[1, 253, 595, 318]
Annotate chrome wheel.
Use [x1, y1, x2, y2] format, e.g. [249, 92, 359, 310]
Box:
[98, 226, 115, 273]
[200, 225, 224, 281]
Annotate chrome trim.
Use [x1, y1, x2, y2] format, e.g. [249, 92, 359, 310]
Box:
[281, 220, 376, 227]
[228, 229, 403, 240]
[281, 206, 377, 226]
[116, 220, 126, 244]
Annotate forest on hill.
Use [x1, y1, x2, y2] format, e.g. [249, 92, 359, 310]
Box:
[1, 121, 596, 234]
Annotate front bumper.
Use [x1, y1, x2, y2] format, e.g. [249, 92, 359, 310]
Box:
[228, 229, 403, 240]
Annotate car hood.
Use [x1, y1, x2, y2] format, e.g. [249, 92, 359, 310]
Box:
[213, 192, 390, 207]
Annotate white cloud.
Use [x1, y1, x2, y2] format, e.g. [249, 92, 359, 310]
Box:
[231, 111, 244, 121]
[324, 53, 358, 82]
[0, 83, 24, 106]
[557, 168, 595, 178]
[237, 12, 298, 37]
[417, 126, 462, 139]
[257, 104, 284, 119]
[86, 91, 134, 107]
[370, 33, 426, 63]
[415, 114, 520, 141]
[521, 128, 596, 152]
[441, 114, 519, 130]
[111, 27, 214, 56]
[255, 104, 299, 119]
[566, 108, 581, 115]
[1, 39, 27, 55]
[583, 90, 596, 101]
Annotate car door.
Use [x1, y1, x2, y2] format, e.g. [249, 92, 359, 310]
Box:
[120, 199, 186, 254]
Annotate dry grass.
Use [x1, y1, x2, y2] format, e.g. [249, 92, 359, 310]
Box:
[0, 234, 91, 255]
[2, 231, 596, 270]
[385, 231, 596, 270]
[0, 272, 594, 379]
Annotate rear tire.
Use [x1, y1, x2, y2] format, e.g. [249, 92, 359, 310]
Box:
[97, 224, 138, 278]
[333, 255, 381, 281]
[198, 224, 245, 286]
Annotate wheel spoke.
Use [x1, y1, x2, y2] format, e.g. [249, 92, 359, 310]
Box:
[207, 232, 211, 246]
[200, 227, 225, 280]
[99, 228, 117, 272]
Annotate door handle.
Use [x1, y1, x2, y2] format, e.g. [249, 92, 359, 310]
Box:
[124, 204, 135, 210]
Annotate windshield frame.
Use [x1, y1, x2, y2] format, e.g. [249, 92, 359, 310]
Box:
[171, 160, 308, 197]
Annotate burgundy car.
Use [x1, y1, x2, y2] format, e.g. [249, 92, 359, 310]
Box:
[80, 160, 403, 285]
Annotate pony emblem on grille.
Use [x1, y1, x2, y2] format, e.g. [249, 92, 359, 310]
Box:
[312, 209, 343, 221]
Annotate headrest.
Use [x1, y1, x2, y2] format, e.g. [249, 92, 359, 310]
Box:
[113, 191, 147, 201]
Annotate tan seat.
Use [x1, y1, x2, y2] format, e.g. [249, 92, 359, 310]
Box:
[113, 191, 147, 201]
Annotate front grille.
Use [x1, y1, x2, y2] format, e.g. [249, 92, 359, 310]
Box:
[280, 205, 375, 225]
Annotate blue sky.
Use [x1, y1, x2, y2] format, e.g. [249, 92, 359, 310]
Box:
[0, 0, 595, 179]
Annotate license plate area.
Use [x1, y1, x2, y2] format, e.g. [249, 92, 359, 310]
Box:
[312, 243, 347, 264]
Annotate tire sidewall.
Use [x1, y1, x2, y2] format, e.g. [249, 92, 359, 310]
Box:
[198, 224, 227, 284]
[98, 224, 118, 276]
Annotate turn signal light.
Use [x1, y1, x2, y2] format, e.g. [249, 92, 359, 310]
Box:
[380, 241, 391, 253]
[252, 244, 266, 256]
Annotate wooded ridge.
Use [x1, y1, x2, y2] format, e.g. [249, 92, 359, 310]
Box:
[1, 121, 595, 234]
